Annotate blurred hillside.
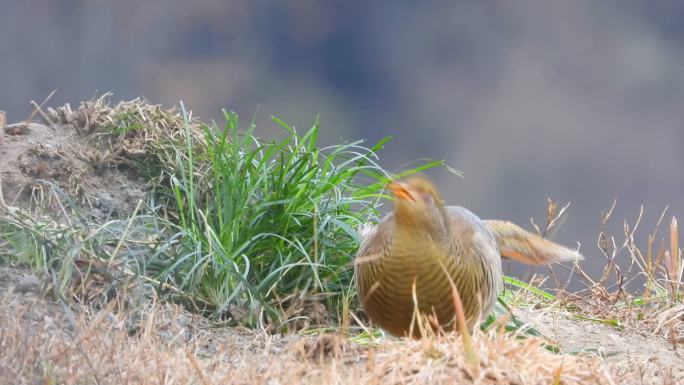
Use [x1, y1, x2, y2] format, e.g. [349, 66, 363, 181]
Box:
[2, 1, 684, 281]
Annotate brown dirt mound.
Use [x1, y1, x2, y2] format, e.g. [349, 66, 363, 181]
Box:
[0, 94, 197, 218]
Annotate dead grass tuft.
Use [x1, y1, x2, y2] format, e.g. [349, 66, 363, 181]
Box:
[543, 200, 684, 348]
[42, 93, 206, 189]
[295, 334, 356, 362]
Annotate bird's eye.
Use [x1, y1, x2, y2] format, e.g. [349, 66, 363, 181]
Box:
[419, 192, 433, 204]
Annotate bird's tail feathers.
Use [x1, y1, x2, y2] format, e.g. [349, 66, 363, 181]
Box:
[483, 220, 583, 265]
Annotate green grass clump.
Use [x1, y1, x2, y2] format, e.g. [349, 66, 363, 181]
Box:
[153, 108, 442, 329]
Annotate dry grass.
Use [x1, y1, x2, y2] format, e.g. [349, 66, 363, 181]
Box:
[552, 200, 684, 350]
[1, 280, 681, 385]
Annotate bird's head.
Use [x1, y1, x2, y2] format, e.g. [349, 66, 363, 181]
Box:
[387, 176, 448, 236]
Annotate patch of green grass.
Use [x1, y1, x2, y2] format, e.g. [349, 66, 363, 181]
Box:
[148, 107, 443, 329]
[478, 275, 560, 345]
[572, 314, 622, 330]
[503, 276, 556, 301]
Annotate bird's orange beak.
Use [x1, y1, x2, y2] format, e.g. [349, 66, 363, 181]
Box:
[387, 182, 414, 202]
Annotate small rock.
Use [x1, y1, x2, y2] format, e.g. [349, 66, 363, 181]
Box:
[15, 274, 41, 294]
[125, 189, 146, 205]
[3, 122, 46, 136]
[94, 191, 116, 213]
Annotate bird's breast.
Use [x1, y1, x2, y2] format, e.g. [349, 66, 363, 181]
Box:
[357, 224, 503, 336]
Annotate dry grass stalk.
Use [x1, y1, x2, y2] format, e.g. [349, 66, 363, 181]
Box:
[667, 217, 682, 297]
[530, 198, 571, 239]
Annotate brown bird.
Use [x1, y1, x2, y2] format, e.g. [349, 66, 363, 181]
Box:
[354, 176, 582, 337]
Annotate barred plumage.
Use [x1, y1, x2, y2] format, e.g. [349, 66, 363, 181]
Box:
[354, 176, 582, 338]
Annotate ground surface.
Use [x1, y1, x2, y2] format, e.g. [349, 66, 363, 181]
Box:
[516, 298, 682, 368]
[0, 103, 683, 384]
[1, 265, 682, 384]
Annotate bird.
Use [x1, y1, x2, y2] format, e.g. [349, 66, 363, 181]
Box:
[354, 175, 582, 337]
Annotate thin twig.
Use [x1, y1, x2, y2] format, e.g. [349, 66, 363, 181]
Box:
[27, 90, 58, 129]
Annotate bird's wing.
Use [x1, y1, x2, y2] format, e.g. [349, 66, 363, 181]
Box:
[444, 206, 497, 246]
[443, 206, 503, 325]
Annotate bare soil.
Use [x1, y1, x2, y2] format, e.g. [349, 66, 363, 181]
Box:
[0, 114, 146, 218]
[516, 301, 682, 368]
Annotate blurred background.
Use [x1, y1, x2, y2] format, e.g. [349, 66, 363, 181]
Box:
[2, 1, 684, 286]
